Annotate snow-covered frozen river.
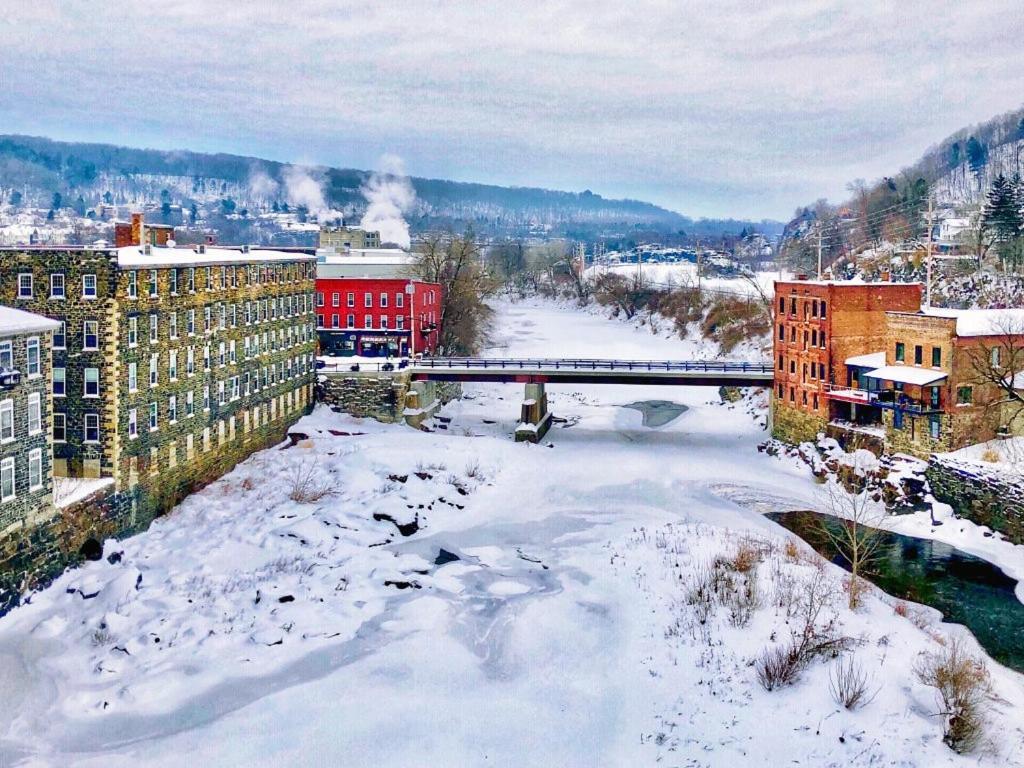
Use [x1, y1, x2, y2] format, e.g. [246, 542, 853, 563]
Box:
[1, 299, 1022, 767]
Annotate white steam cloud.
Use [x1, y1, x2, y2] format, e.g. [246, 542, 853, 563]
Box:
[360, 154, 416, 249]
[247, 167, 280, 201]
[282, 164, 342, 221]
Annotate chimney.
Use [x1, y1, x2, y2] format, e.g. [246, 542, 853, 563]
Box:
[881, 270, 891, 282]
[795, 273, 808, 281]
[131, 213, 143, 246]
[205, 234, 216, 246]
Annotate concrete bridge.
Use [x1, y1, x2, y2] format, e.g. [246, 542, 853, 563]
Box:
[408, 358, 772, 442]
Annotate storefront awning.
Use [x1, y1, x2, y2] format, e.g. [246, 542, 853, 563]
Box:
[845, 351, 885, 368]
[862, 365, 947, 386]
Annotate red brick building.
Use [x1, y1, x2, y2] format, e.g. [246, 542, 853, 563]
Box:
[315, 277, 441, 357]
[772, 279, 923, 444]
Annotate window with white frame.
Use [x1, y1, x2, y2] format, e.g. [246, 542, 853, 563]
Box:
[27, 393, 41, 434]
[364, 292, 372, 308]
[83, 274, 97, 299]
[28, 449, 42, 492]
[380, 293, 388, 308]
[149, 314, 158, 343]
[150, 354, 159, 387]
[127, 316, 137, 347]
[149, 402, 158, 430]
[53, 413, 66, 442]
[26, 337, 40, 377]
[188, 309, 196, 335]
[18, 273, 32, 299]
[127, 362, 137, 392]
[84, 413, 99, 442]
[1, 457, 14, 501]
[347, 292, 354, 307]
[186, 389, 194, 416]
[0, 399, 13, 442]
[380, 316, 388, 329]
[332, 292, 339, 307]
[83, 321, 99, 351]
[169, 312, 178, 339]
[187, 346, 195, 375]
[203, 384, 210, 410]
[0, 342, 11, 370]
[396, 292, 404, 308]
[331, 314, 339, 329]
[127, 271, 138, 298]
[50, 273, 65, 299]
[149, 269, 158, 297]
[169, 350, 178, 380]
[84, 367, 99, 397]
[53, 367, 66, 396]
[396, 315, 405, 330]
[53, 322, 65, 350]
[364, 314, 372, 329]
[169, 269, 178, 295]
[168, 394, 177, 423]
[128, 408, 138, 438]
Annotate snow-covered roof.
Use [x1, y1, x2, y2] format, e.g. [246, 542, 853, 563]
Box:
[776, 278, 921, 288]
[317, 248, 412, 265]
[0, 306, 61, 336]
[863, 365, 947, 386]
[921, 307, 1024, 337]
[845, 351, 886, 368]
[116, 245, 315, 268]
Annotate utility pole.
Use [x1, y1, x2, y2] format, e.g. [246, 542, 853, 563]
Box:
[816, 225, 823, 280]
[696, 239, 702, 298]
[924, 196, 934, 308]
[406, 281, 416, 358]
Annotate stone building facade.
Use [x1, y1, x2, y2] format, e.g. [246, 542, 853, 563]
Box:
[0, 307, 60, 536]
[0, 243, 318, 527]
[319, 226, 381, 251]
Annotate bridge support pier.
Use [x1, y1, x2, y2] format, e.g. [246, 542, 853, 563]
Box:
[514, 383, 552, 443]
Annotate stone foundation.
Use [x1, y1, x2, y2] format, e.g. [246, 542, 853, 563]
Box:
[319, 371, 461, 427]
[771, 399, 826, 445]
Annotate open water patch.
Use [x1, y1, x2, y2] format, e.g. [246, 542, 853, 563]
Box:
[622, 401, 688, 428]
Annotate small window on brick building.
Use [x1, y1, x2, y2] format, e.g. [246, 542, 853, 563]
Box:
[779, 297, 785, 314]
[778, 355, 784, 371]
[790, 297, 797, 315]
[992, 347, 1002, 368]
[914, 345, 923, 365]
[957, 386, 973, 405]
[777, 384, 783, 398]
[811, 329, 817, 346]
[811, 300, 818, 318]
[789, 360, 796, 374]
[778, 324, 785, 340]
[789, 387, 795, 402]
[932, 347, 941, 367]
[930, 416, 940, 440]
[812, 394, 818, 410]
[819, 363, 825, 380]
[895, 342, 905, 362]
[820, 301, 827, 319]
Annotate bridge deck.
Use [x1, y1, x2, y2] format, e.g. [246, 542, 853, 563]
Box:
[404, 358, 774, 387]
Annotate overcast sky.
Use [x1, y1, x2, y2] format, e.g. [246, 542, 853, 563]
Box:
[1, 1, 1022, 220]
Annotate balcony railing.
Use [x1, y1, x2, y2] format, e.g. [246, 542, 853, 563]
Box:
[825, 384, 941, 415]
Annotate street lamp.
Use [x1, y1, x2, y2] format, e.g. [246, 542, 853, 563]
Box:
[406, 280, 416, 359]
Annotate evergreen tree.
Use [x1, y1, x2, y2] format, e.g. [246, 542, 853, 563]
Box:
[982, 174, 1024, 270]
[189, 202, 198, 223]
[949, 142, 961, 169]
[51, 191, 62, 210]
[10, 191, 22, 208]
[74, 196, 86, 216]
[966, 136, 988, 178]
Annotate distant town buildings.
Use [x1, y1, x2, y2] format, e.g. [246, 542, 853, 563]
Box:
[319, 226, 381, 251]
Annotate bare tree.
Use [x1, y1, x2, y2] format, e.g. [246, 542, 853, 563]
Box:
[411, 229, 497, 355]
[818, 458, 886, 609]
[964, 314, 1024, 434]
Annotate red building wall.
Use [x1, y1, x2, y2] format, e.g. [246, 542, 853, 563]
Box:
[315, 277, 442, 356]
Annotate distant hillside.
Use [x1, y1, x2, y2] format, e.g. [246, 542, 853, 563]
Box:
[0, 135, 774, 242]
[778, 104, 1024, 271]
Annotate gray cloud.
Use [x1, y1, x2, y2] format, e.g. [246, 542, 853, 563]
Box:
[1, 0, 1022, 219]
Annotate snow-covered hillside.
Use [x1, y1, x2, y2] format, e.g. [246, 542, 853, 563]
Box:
[0, 299, 1021, 766]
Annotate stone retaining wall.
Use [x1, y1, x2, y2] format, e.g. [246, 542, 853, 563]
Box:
[925, 455, 1024, 544]
[318, 371, 461, 425]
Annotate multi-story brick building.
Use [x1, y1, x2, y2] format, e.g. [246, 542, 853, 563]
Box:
[315, 276, 441, 357]
[0, 307, 60, 536]
[1, 238, 318, 523]
[771, 279, 923, 444]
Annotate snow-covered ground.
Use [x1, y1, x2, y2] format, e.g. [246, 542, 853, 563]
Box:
[0, 298, 1022, 766]
[586, 262, 784, 297]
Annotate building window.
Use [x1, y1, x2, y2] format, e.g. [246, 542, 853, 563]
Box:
[895, 342, 905, 363]
[331, 313, 340, 329]
[317, 292, 324, 307]
[170, 269, 179, 295]
[187, 347, 195, 376]
[0, 342, 9, 370]
[188, 268, 195, 293]
[28, 448, 42, 491]
[188, 309, 196, 336]
[820, 301, 826, 319]
[127, 316, 138, 347]
[53, 322, 65, 350]
[170, 312, 178, 339]
[84, 367, 99, 397]
[930, 416, 941, 440]
[0, 457, 14, 501]
[150, 314, 159, 343]
[779, 297, 785, 314]
[380, 293, 388, 308]
[53, 413, 66, 442]
[50, 273, 65, 299]
[778, 324, 785, 341]
[169, 395, 177, 423]
[127, 271, 138, 298]
[396, 315, 404, 330]
[83, 321, 99, 351]
[0, 400, 12, 442]
[914, 345, 923, 365]
[932, 347, 941, 367]
[203, 385, 210, 411]
[957, 386, 973, 405]
[26, 337, 40, 377]
[84, 413, 99, 442]
[893, 410, 904, 430]
[18, 273, 33, 299]
[128, 408, 138, 438]
[127, 362, 138, 392]
[396, 292, 404, 309]
[83, 274, 97, 299]
[380, 316, 388, 329]
[147, 402, 159, 430]
[150, 354, 159, 387]
[347, 292, 355, 307]
[347, 313, 355, 328]
[331, 292, 339, 307]
[991, 347, 1001, 368]
[54, 367, 66, 396]
[364, 292, 372, 308]
[27, 393, 41, 434]
[169, 350, 178, 380]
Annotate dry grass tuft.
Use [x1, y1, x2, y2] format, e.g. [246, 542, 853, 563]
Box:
[287, 461, 334, 503]
[915, 638, 994, 754]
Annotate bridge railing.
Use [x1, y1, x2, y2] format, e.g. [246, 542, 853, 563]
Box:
[410, 358, 773, 374]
